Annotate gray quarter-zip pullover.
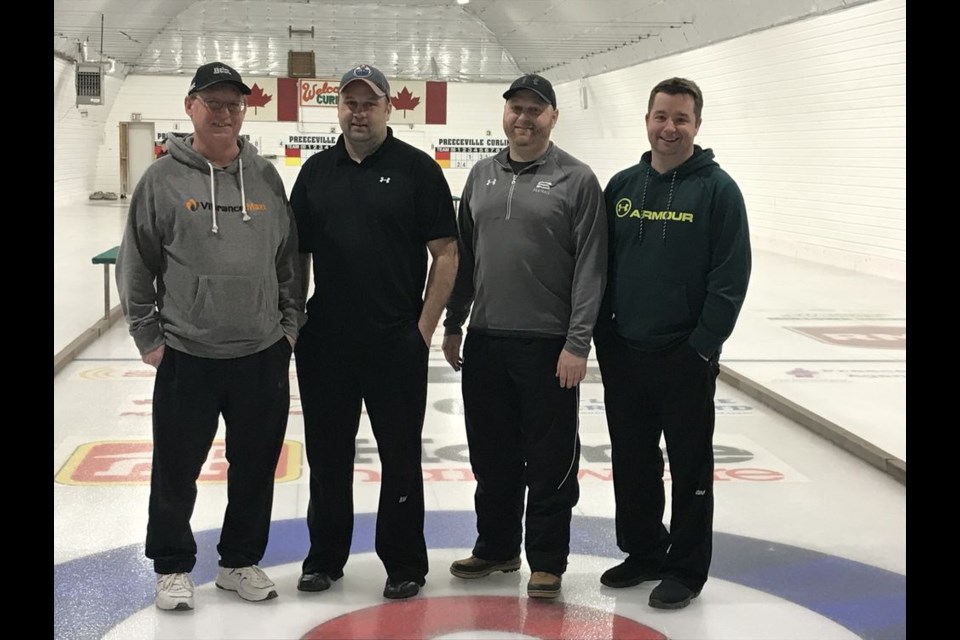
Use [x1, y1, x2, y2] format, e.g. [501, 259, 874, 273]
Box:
[444, 143, 607, 357]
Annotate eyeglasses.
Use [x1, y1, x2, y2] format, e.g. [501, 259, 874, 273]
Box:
[194, 95, 247, 114]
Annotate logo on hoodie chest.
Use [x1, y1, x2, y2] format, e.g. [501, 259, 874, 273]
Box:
[614, 197, 693, 223]
[183, 199, 267, 213]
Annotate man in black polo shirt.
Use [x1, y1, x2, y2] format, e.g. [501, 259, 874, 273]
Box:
[290, 64, 459, 600]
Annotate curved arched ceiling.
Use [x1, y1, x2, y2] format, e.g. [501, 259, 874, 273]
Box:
[54, 0, 877, 84]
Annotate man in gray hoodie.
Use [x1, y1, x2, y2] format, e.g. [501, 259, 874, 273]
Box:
[116, 61, 302, 612]
[442, 74, 607, 599]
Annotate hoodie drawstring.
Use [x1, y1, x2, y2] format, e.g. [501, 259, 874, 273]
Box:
[206, 158, 250, 233]
[239, 158, 250, 221]
[207, 162, 218, 234]
[637, 169, 677, 246]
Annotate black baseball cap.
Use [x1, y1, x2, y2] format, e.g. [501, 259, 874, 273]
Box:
[188, 62, 252, 95]
[340, 64, 391, 97]
[503, 74, 556, 108]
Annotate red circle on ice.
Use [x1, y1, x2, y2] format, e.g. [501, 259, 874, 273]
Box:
[302, 595, 666, 639]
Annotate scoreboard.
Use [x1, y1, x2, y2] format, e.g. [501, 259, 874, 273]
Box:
[434, 137, 508, 169]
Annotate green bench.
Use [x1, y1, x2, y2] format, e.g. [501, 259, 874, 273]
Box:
[92, 246, 120, 321]
[54, 245, 123, 376]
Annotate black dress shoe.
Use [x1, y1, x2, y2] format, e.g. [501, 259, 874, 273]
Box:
[383, 577, 423, 599]
[298, 572, 339, 592]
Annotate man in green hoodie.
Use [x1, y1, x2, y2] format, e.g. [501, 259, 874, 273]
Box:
[595, 77, 751, 610]
[116, 61, 302, 612]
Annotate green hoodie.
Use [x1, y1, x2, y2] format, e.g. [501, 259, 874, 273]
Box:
[600, 146, 751, 358]
[116, 133, 302, 359]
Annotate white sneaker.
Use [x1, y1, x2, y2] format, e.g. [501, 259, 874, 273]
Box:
[215, 565, 278, 602]
[156, 573, 195, 611]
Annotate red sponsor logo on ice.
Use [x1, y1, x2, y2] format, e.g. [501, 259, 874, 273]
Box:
[55, 440, 302, 485]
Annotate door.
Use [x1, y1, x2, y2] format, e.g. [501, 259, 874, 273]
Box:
[122, 122, 156, 196]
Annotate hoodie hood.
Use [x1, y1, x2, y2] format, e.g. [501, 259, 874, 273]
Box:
[639, 145, 717, 179]
[631, 145, 718, 245]
[165, 134, 261, 232]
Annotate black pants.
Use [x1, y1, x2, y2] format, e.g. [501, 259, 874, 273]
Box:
[295, 324, 429, 583]
[461, 333, 580, 576]
[595, 330, 718, 592]
[146, 338, 292, 574]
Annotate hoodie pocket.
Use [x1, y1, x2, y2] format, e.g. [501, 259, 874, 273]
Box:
[189, 275, 273, 342]
[614, 276, 692, 339]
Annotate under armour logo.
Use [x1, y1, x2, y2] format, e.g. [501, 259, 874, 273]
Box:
[695, 490, 706, 496]
[380, 177, 391, 183]
[486, 179, 497, 186]
[399, 495, 407, 503]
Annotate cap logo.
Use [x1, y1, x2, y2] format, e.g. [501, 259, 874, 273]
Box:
[213, 66, 231, 75]
[352, 65, 373, 78]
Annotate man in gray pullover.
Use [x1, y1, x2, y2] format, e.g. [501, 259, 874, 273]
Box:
[442, 74, 607, 599]
[116, 62, 302, 612]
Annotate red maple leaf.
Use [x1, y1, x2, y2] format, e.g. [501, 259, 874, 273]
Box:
[247, 84, 273, 114]
[391, 87, 421, 118]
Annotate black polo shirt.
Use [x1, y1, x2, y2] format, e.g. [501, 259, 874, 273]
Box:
[290, 128, 457, 341]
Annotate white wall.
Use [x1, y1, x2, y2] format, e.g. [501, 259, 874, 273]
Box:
[58, 0, 905, 282]
[551, 0, 905, 280]
[93, 78, 509, 199]
[54, 57, 123, 204]
[54, 57, 130, 357]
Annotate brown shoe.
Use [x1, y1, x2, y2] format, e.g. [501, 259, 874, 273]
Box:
[527, 571, 562, 599]
[450, 555, 521, 579]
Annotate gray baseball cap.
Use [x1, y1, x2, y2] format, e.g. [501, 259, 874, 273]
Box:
[340, 64, 390, 97]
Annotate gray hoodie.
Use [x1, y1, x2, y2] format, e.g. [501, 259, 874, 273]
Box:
[116, 133, 302, 359]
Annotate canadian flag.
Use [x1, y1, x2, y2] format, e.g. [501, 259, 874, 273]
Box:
[388, 81, 447, 125]
[243, 79, 278, 121]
